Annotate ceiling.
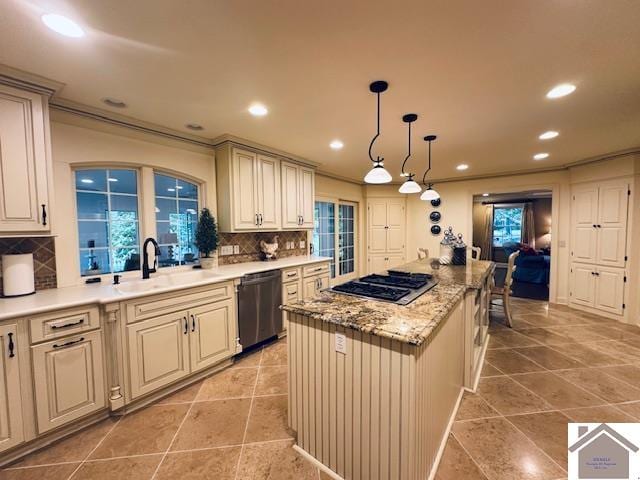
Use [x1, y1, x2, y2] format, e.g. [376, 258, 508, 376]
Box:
[1, 0, 639, 183]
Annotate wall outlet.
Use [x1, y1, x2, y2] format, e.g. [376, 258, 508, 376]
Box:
[220, 245, 233, 256]
[233, 245, 240, 254]
[299, 240, 306, 249]
[335, 332, 347, 355]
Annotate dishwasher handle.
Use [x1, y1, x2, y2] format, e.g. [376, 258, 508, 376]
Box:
[240, 270, 282, 286]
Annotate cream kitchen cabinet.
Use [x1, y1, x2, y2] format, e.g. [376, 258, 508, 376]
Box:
[0, 324, 24, 453]
[570, 264, 626, 316]
[0, 84, 52, 233]
[281, 161, 315, 229]
[367, 198, 406, 273]
[302, 261, 331, 298]
[189, 299, 235, 373]
[368, 253, 406, 274]
[31, 330, 105, 434]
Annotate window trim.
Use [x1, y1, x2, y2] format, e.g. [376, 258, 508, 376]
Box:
[492, 202, 525, 247]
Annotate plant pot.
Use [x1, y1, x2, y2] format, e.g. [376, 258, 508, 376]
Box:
[199, 255, 217, 270]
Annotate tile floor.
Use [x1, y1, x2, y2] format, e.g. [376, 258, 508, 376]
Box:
[3, 298, 640, 480]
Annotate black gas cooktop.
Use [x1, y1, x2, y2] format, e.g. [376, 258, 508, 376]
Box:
[331, 271, 438, 305]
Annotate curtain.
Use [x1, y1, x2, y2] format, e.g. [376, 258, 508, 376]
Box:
[478, 205, 493, 260]
[522, 202, 535, 247]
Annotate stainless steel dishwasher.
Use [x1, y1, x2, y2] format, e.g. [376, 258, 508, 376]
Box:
[237, 269, 282, 350]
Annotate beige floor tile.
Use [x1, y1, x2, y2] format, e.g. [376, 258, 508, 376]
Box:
[1, 464, 80, 480]
[452, 417, 565, 479]
[485, 349, 545, 374]
[597, 365, 640, 386]
[236, 439, 318, 480]
[488, 329, 541, 348]
[506, 411, 571, 467]
[513, 346, 586, 370]
[477, 376, 551, 416]
[480, 361, 504, 377]
[434, 434, 489, 480]
[586, 326, 640, 342]
[231, 348, 263, 369]
[255, 365, 288, 396]
[245, 395, 294, 443]
[545, 325, 610, 342]
[613, 401, 640, 420]
[71, 455, 162, 480]
[517, 327, 574, 345]
[261, 341, 288, 366]
[510, 372, 605, 409]
[456, 392, 500, 421]
[585, 340, 640, 363]
[171, 398, 251, 451]
[561, 405, 637, 423]
[156, 381, 203, 405]
[155, 447, 241, 480]
[10, 418, 117, 467]
[196, 368, 258, 400]
[553, 343, 621, 367]
[90, 404, 189, 459]
[556, 368, 640, 403]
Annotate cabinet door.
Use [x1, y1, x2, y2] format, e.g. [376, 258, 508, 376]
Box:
[189, 300, 235, 373]
[368, 200, 388, 254]
[368, 254, 388, 274]
[570, 264, 596, 308]
[32, 330, 105, 434]
[386, 200, 406, 253]
[318, 273, 330, 291]
[299, 167, 315, 229]
[127, 312, 190, 399]
[256, 154, 281, 229]
[0, 85, 50, 232]
[386, 254, 406, 271]
[232, 149, 259, 230]
[281, 162, 300, 229]
[0, 324, 24, 453]
[282, 280, 303, 332]
[303, 276, 319, 299]
[597, 183, 629, 267]
[571, 187, 599, 264]
[594, 267, 625, 315]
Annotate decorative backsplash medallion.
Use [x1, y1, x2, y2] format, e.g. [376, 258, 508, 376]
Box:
[0, 237, 57, 295]
[218, 231, 308, 265]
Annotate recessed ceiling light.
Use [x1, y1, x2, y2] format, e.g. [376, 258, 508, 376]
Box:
[41, 14, 85, 38]
[248, 103, 268, 116]
[546, 83, 576, 99]
[102, 97, 127, 108]
[329, 140, 344, 150]
[539, 130, 559, 140]
[167, 188, 175, 192]
[108, 177, 118, 182]
[533, 153, 550, 160]
[482, 193, 490, 197]
[176, 186, 183, 189]
[456, 164, 469, 171]
[80, 178, 94, 184]
[185, 123, 204, 131]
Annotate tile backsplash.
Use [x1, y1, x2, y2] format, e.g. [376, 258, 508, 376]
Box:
[0, 237, 57, 295]
[218, 231, 308, 265]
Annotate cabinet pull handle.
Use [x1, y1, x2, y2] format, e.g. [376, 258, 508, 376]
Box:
[183, 317, 188, 334]
[593, 224, 597, 228]
[7, 332, 15, 358]
[287, 272, 297, 277]
[259, 213, 263, 226]
[51, 318, 85, 329]
[191, 315, 196, 332]
[41, 204, 47, 226]
[53, 337, 84, 349]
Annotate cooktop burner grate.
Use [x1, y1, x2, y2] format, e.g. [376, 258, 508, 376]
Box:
[331, 281, 411, 302]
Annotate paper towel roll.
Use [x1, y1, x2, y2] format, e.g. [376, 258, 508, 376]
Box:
[2, 253, 35, 297]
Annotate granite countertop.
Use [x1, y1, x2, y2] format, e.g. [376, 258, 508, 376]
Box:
[0, 255, 332, 321]
[282, 259, 495, 346]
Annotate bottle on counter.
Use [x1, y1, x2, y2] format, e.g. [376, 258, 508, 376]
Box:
[438, 227, 455, 265]
[452, 233, 467, 265]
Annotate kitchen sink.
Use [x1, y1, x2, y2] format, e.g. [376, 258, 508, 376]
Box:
[114, 270, 223, 294]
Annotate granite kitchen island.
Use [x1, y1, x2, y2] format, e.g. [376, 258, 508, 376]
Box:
[282, 259, 495, 480]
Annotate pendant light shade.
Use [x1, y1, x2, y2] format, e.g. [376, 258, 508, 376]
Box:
[398, 113, 421, 194]
[420, 185, 440, 201]
[364, 161, 392, 184]
[399, 173, 422, 193]
[421, 135, 439, 201]
[364, 80, 391, 184]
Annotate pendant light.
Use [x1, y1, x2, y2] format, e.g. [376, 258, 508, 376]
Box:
[364, 81, 392, 184]
[420, 135, 440, 201]
[398, 113, 422, 194]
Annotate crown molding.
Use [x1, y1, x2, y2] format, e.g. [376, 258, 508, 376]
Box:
[0, 64, 65, 96]
[211, 134, 320, 168]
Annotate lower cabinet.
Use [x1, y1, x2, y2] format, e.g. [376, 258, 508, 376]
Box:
[31, 330, 105, 434]
[0, 324, 24, 453]
[303, 273, 330, 299]
[368, 254, 406, 274]
[570, 263, 625, 315]
[282, 280, 303, 332]
[190, 300, 234, 373]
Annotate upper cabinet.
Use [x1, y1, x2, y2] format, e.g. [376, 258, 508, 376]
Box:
[0, 84, 53, 234]
[215, 141, 316, 232]
[281, 161, 314, 229]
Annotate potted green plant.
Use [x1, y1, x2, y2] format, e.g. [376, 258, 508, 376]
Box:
[195, 207, 219, 269]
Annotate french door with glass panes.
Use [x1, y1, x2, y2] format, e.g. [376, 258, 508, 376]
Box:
[313, 200, 358, 284]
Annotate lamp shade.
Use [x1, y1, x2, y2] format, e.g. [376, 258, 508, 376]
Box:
[420, 187, 440, 201]
[364, 164, 392, 184]
[399, 179, 422, 194]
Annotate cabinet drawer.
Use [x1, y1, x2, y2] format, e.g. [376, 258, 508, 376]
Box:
[30, 305, 100, 343]
[303, 262, 330, 278]
[126, 282, 233, 323]
[283, 281, 301, 302]
[282, 267, 301, 283]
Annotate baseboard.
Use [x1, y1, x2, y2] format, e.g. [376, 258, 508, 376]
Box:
[292, 445, 344, 480]
[428, 387, 465, 480]
[465, 333, 489, 394]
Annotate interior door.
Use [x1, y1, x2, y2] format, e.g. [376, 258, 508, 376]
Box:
[386, 199, 406, 254]
[256, 154, 281, 229]
[127, 312, 190, 399]
[281, 162, 300, 229]
[189, 300, 235, 373]
[570, 264, 596, 307]
[337, 202, 357, 282]
[368, 200, 388, 254]
[232, 149, 259, 230]
[0, 324, 24, 453]
[299, 167, 315, 229]
[594, 267, 625, 315]
[596, 182, 629, 267]
[31, 330, 105, 433]
[571, 187, 599, 264]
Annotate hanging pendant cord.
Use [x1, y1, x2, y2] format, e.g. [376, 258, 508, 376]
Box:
[401, 121, 411, 175]
[422, 140, 432, 187]
[368, 92, 382, 164]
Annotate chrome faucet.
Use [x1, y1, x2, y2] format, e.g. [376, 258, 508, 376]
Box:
[142, 237, 161, 279]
